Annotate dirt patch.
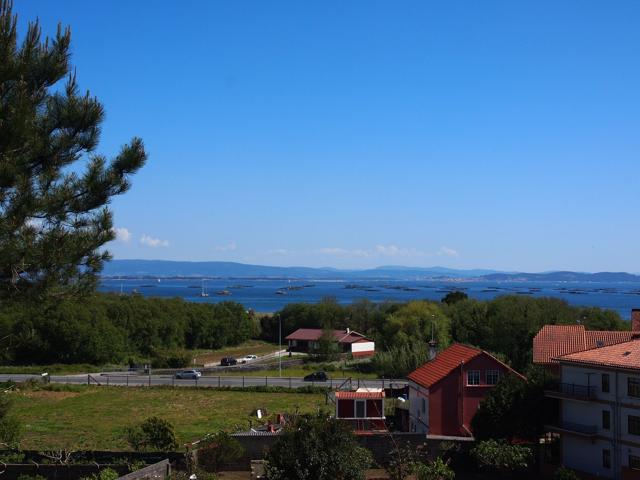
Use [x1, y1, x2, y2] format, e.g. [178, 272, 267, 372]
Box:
[22, 390, 80, 401]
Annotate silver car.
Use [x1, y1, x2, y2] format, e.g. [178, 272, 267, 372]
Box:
[175, 369, 202, 379]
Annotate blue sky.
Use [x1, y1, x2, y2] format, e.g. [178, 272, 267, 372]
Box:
[15, 1, 640, 271]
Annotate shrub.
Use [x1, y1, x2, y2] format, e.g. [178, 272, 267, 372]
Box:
[552, 466, 579, 480]
[196, 431, 244, 472]
[415, 457, 455, 480]
[265, 413, 372, 480]
[386, 442, 428, 480]
[471, 440, 532, 474]
[124, 416, 178, 451]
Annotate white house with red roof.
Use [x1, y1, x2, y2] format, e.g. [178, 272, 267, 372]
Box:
[407, 343, 524, 436]
[285, 328, 375, 357]
[546, 339, 640, 480]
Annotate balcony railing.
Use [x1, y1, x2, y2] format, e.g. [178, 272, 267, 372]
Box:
[545, 382, 598, 400]
[548, 421, 598, 437]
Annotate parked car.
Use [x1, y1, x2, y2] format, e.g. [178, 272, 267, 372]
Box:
[303, 371, 328, 382]
[240, 354, 258, 364]
[175, 369, 202, 379]
[220, 357, 237, 366]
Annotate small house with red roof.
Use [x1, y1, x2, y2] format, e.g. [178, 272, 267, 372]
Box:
[285, 328, 375, 357]
[334, 388, 386, 432]
[407, 343, 524, 436]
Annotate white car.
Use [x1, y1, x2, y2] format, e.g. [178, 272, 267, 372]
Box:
[240, 355, 258, 364]
[175, 369, 202, 379]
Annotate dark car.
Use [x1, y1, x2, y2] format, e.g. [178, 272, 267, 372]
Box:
[220, 357, 237, 366]
[303, 371, 328, 382]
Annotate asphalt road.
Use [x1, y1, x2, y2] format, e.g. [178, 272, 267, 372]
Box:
[0, 373, 407, 390]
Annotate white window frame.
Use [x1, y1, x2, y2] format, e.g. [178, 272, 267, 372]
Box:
[486, 370, 500, 385]
[467, 370, 480, 386]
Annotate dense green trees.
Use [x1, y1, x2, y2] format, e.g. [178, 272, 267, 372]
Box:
[269, 295, 627, 374]
[0, 1, 146, 300]
[0, 294, 258, 365]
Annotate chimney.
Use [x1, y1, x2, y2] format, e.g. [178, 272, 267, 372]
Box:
[428, 339, 437, 360]
[632, 309, 640, 332]
[346, 327, 350, 334]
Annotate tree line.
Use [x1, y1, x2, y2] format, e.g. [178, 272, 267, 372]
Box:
[262, 294, 627, 374]
[0, 294, 258, 365]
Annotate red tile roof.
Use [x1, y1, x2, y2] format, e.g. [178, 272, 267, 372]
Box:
[285, 328, 372, 343]
[407, 343, 481, 389]
[335, 390, 385, 400]
[533, 325, 638, 365]
[557, 339, 640, 370]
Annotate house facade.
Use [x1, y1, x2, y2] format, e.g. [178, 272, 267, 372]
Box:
[546, 340, 640, 480]
[285, 328, 375, 357]
[334, 388, 386, 432]
[407, 343, 524, 436]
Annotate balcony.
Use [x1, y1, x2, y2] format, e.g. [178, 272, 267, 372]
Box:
[546, 421, 598, 438]
[545, 382, 598, 401]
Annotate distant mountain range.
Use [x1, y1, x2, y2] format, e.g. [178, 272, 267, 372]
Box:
[101, 260, 640, 282]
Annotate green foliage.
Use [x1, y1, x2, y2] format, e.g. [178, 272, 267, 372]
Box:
[471, 368, 553, 441]
[371, 342, 430, 378]
[80, 468, 120, 480]
[124, 416, 178, 452]
[441, 291, 468, 305]
[552, 466, 579, 480]
[385, 442, 429, 480]
[0, 394, 21, 448]
[0, 294, 257, 365]
[0, 1, 146, 301]
[196, 431, 244, 472]
[314, 325, 341, 361]
[414, 457, 455, 480]
[265, 413, 372, 480]
[17, 476, 46, 480]
[470, 440, 533, 474]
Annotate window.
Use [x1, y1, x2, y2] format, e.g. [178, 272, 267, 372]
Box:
[486, 370, 500, 385]
[603, 449, 611, 469]
[355, 400, 366, 418]
[630, 455, 640, 470]
[602, 374, 610, 393]
[602, 410, 610, 430]
[629, 415, 640, 436]
[421, 398, 426, 414]
[629, 378, 640, 398]
[467, 370, 480, 386]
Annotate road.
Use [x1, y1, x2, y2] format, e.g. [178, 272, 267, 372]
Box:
[0, 373, 408, 390]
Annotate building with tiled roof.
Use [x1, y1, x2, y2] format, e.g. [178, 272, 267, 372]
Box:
[285, 328, 375, 357]
[533, 321, 640, 370]
[407, 343, 524, 437]
[334, 388, 386, 432]
[545, 336, 640, 479]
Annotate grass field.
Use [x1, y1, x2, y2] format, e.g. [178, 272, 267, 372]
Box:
[192, 340, 280, 365]
[12, 385, 326, 450]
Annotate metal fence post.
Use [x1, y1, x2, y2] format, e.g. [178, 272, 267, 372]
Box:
[242, 376, 245, 388]
[148, 374, 151, 387]
[126, 376, 129, 387]
[265, 376, 268, 387]
[195, 378, 198, 387]
[172, 376, 175, 387]
[289, 377, 292, 389]
[382, 377, 385, 389]
[107, 376, 109, 386]
[87, 374, 90, 385]
[218, 376, 221, 388]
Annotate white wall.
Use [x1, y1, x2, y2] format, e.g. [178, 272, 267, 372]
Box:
[563, 436, 614, 479]
[408, 381, 429, 434]
[352, 341, 375, 354]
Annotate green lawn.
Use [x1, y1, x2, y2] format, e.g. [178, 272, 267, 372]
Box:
[12, 385, 326, 451]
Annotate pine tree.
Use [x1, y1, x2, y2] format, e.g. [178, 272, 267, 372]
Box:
[0, 1, 146, 299]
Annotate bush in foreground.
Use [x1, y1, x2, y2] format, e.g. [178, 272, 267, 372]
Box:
[265, 414, 372, 480]
[124, 417, 178, 452]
